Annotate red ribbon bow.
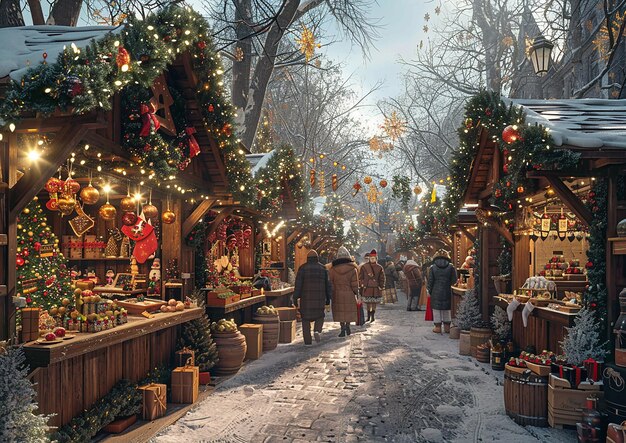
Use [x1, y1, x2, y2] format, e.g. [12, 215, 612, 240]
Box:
[186, 127, 200, 158]
[583, 358, 600, 381]
[139, 103, 160, 137]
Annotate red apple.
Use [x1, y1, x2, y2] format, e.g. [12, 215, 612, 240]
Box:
[53, 327, 66, 337]
[44, 332, 56, 341]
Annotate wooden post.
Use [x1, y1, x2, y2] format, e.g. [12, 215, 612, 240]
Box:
[606, 174, 618, 337]
[479, 226, 491, 321]
[161, 199, 182, 297]
[513, 233, 530, 291]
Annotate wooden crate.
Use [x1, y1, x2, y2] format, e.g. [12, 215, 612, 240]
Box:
[239, 324, 263, 360]
[276, 307, 297, 321]
[547, 374, 603, 428]
[279, 320, 296, 343]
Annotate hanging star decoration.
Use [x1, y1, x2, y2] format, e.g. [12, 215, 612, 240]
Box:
[369, 136, 393, 158]
[380, 111, 407, 142]
[296, 25, 321, 62]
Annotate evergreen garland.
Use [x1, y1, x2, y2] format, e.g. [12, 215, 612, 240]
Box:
[391, 175, 411, 212]
[52, 365, 170, 442]
[0, 346, 51, 442]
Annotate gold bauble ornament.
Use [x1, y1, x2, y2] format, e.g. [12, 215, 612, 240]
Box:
[143, 203, 159, 220]
[23, 208, 30, 214]
[57, 196, 76, 215]
[162, 210, 176, 224]
[80, 185, 100, 205]
[363, 176, 372, 185]
[120, 196, 135, 212]
[99, 203, 117, 221]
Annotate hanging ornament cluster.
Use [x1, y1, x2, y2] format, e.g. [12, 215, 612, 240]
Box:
[207, 216, 253, 249]
[57, 165, 80, 216]
[366, 183, 383, 204]
[369, 136, 393, 158]
[44, 177, 63, 211]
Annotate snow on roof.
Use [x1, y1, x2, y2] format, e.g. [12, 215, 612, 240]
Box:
[247, 150, 277, 176]
[508, 98, 626, 150]
[0, 25, 121, 81]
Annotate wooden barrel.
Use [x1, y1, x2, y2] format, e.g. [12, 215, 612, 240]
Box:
[491, 349, 505, 371]
[459, 330, 471, 355]
[470, 327, 492, 358]
[503, 365, 548, 427]
[212, 331, 247, 376]
[476, 344, 490, 363]
[253, 313, 280, 351]
[449, 325, 460, 340]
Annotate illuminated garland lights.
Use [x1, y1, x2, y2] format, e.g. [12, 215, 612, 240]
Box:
[0, 5, 251, 201]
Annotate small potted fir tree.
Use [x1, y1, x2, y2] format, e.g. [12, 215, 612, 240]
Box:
[455, 289, 482, 356]
[490, 306, 511, 370]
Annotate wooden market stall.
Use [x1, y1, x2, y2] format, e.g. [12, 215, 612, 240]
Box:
[0, 7, 261, 436]
[461, 98, 626, 352]
[449, 210, 478, 318]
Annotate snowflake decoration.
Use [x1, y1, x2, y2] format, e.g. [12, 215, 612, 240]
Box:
[363, 214, 376, 226]
[295, 25, 321, 62]
[435, 5, 441, 14]
[424, 13, 430, 21]
[502, 35, 514, 47]
[380, 112, 406, 142]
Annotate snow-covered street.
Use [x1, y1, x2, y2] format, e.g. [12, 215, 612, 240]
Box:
[154, 301, 575, 443]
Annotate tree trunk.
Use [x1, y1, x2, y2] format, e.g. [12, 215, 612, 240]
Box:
[46, 0, 83, 26]
[0, 0, 25, 27]
[231, 0, 253, 122]
[28, 0, 45, 25]
[239, 0, 301, 150]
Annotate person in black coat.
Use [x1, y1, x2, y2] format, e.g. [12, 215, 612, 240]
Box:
[293, 249, 332, 345]
[427, 249, 457, 334]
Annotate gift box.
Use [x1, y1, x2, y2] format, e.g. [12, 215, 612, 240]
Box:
[551, 363, 588, 389]
[68, 235, 83, 259]
[171, 365, 199, 404]
[20, 308, 40, 342]
[276, 307, 297, 321]
[83, 235, 101, 259]
[583, 358, 603, 382]
[279, 320, 296, 343]
[138, 383, 167, 421]
[176, 347, 195, 367]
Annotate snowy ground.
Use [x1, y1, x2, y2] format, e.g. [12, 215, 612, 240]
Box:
[154, 297, 576, 443]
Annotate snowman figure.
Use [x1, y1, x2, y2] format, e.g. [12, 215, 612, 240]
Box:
[148, 258, 161, 296]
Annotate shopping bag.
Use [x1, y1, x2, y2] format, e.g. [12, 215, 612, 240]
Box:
[425, 296, 433, 321]
[356, 300, 366, 326]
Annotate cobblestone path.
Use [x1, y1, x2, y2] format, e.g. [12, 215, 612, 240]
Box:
[154, 302, 575, 443]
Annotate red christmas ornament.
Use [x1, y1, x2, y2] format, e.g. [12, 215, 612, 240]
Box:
[494, 189, 502, 198]
[588, 191, 596, 199]
[197, 41, 206, 50]
[585, 261, 593, 269]
[502, 125, 520, 144]
[506, 181, 511, 187]
[34, 242, 41, 251]
[45, 177, 63, 193]
[485, 108, 492, 116]
[222, 123, 233, 137]
[408, 225, 415, 232]
[116, 46, 131, 71]
[503, 164, 509, 174]
[64, 178, 80, 195]
[16, 255, 24, 266]
[517, 185, 525, 194]
[208, 104, 214, 112]
[122, 212, 138, 226]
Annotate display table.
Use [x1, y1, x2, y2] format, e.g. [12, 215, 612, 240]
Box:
[264, 287, 295, 308]
[494, 297, 577, 353]
[23, 308, 202, 428]
[92, 286, 148, 298]
[204, 294, 267, 325]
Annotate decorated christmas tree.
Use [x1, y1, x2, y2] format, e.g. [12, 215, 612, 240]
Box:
[561, 307, 608, 366]
[177, 292, 219, 372]
[455, 289, 481, 331]
[16, 197, 72, 311]
[0, 344, 50, 442]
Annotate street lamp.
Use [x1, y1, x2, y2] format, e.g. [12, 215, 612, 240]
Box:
[529, 34, 554, 77]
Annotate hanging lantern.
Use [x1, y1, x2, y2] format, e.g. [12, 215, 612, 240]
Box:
[98, 203, 117, 221]
[414, 185, 422, 195]
[116, 46, 131, 72]
[380, 179, 388, 188]
[529, 34, 554, 77]
[502, 125, 520, 144]
[363, 176, 372, 185]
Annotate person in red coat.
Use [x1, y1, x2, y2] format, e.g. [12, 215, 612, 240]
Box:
[359, 249, 385, 322]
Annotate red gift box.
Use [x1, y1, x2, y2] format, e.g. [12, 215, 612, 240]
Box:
[583, 358, 603, 382]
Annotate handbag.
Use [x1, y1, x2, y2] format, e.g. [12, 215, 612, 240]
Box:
[356, 300, 366, 326]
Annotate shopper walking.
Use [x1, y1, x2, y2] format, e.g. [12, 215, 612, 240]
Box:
[403, 259, 423, 311]
[329, 246, 359, 337]
[396, 260, 408, 299]
[293, 249, 332, 345]
[382, 257, 399, 304]
[359, 249, 385, 322]
[426, 249, 457, 334]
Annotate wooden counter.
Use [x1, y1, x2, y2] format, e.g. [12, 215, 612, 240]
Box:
[494, 297, 577, 353]
[205, 295, 267, 325]
[264, 286, 295, 307]
[24, 308, 203, 428]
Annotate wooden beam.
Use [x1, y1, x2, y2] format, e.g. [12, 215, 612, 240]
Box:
[462, 128, 495, 204]
[543, 175, 593, 226]
[9, 122, 89, 219]
[13, 114, 106, 133]
[460, 227, 476, 243]
[181, 199, 216, 238]
[286, 229, 304, 245]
